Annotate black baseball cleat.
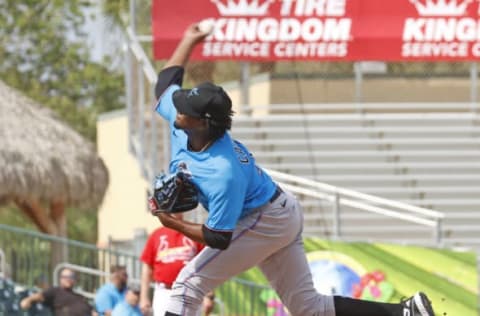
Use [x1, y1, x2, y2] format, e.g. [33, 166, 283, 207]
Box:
[401, 292, 435, 316]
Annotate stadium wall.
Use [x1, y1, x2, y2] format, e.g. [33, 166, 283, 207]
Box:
[96, 110, 158, 247]
[223, 73, 479, 112]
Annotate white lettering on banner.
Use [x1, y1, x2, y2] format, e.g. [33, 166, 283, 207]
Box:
[274, 42, 348, 57]
[402, 42, 469, 57]
[203, 42, 270, 57]
[201, 0, 351, 59]
[471, 42, 480, 56]
[202, 41, 348, 58]
[399, 0, 480, 59]
[278, 19, 302, 41]
[280, 0, 346, 16]
[258, 18, 279, 41]
[470, 42, 480, 56]
[404, 18, 480, 41]
[212, 18, 351, 42]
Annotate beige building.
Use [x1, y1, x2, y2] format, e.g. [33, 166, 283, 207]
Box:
[96, 110, 158, 248]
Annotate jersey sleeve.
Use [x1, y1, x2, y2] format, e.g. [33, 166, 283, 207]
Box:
[155, 84, 179, 124]
[140, 232, 156, 266]
[155, 66, 184, 99]
[204, 176, 247, 232]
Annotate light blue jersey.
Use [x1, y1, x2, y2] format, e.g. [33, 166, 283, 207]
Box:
[111, 300, 143, 316]
[155, 85, 277, 232]
[95, 283, 126, 315]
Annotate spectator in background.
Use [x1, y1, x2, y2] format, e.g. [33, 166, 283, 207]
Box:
[95, 265, 128, 316]
[139, 213, 214, 316]
[20, 267, 95, 316]
[111, 284, 143, 316]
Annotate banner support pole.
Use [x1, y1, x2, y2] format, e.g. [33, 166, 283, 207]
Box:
[129, 0, 136, 35]
[354, 62, 363, 111]
[240, 62, 250, 114]
[470, 62, 477, 113]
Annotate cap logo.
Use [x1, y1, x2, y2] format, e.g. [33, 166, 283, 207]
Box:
[187, 88, 200, 98]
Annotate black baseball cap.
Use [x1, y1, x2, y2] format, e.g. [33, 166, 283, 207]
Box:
[172, 82, 233, 122]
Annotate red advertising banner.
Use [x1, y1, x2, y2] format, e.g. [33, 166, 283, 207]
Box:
[152, 0, 480, 61]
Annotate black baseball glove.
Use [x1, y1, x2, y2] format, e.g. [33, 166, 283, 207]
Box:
[148, 167, 199, 214]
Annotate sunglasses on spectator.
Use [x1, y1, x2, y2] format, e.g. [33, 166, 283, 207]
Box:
[60, 275, 76, 280]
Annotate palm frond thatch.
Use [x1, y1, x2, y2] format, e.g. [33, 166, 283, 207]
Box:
[0, 80, 108, 209]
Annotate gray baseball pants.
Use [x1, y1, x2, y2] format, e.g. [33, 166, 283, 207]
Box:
[165, 190, 336, 316]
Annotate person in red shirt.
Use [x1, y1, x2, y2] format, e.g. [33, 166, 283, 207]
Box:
[140, 214, 213, 316]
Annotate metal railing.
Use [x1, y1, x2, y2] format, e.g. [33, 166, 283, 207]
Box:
[123, 26, 168, 183]
[0, 225, 269, 315]
[239, 102, 480, 113]
[52, 263, 143, 300]
[53, 263, 108, 300]
[52, 262, 226, 315]
[266, 169, 445, 245]
[0, 224, 140, 293]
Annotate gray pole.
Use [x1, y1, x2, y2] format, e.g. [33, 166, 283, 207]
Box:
[434, 218, 442, 246]
[354, 62, 363, 110]
[123, 44, 134, 153]
[470, 62, 478, 112]
[129, 0, 136, 35]
[138, 61, 145, 176]
[332, 193, 341, 239]
[240, 62, 250, 114]
[150, 84, 157, 182]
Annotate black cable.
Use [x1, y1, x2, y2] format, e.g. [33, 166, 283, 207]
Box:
[291, 61, 331, 238]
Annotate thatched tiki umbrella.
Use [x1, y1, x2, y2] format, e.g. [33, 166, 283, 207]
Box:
[0, 80, 108, 265]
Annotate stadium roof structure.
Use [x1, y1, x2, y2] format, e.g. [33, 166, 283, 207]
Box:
[0, 80, 108, 237]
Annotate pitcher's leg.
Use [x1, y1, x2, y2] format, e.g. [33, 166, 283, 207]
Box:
[165, 212, 289, 316]
[259, 234, 335, 316]
[165, 191, 305, 316]
[166, 247, 269, 315]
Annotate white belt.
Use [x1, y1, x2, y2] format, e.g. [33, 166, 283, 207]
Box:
[154, 282, 171, 290]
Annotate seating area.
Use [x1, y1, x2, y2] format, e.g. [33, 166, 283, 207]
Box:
[230, 110, 480, 249]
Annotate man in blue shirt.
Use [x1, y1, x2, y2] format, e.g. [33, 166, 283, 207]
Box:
[153, 23, 435, 316]
[111, 284, 142, 316]
[95, 265, 128, 315]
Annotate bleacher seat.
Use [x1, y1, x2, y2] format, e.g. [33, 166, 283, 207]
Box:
[230, 111, 480, 250]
